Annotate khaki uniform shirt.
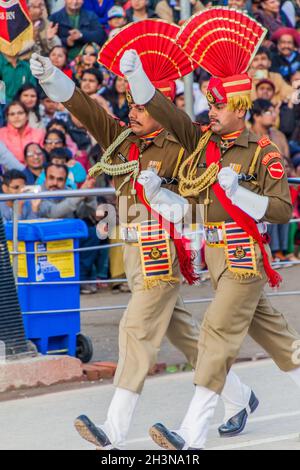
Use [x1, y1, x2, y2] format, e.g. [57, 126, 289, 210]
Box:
[63, 88, 190, 224]
[146, 91, 292, 225]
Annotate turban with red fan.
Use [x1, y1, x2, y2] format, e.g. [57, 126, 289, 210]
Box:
[177, 7, 267, 110]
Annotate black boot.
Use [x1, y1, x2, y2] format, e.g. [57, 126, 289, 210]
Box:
[74, 415, 116, 449]
[218, 391, 259, 437]
[149, 423, 202, 450]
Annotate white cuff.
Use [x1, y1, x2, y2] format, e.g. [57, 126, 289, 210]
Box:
[231, 186, 269, 221]
[126, 65, 155, 105]
[40, 67, 75, 103]
[151, 188, 189, 223]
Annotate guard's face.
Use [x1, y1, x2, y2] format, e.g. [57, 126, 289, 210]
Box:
[208, 102, 244, 135]
[129, 105, 161, 136]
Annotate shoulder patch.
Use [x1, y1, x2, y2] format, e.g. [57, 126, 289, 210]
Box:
[262, 151, 282, 166]
[267, 161, 285, 180]
[258, 136, 272, 148]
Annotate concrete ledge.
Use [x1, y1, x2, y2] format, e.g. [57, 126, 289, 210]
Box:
[0, 355, 83, 393]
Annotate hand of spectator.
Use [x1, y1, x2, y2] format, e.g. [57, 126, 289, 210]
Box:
[30, 53, 55, 82]
[67, 159, 76, 168]
[81, 177, 96, 190]
[96, 204, 106, 220]
[120, 49, 143, 77]
[31, 199, 41, 213]
[69, 29, 83, 41]
[47, 22, 59, 41]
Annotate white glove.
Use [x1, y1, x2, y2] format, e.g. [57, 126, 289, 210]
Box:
[120, 49, 143, 77]
[138, 170, 189, 223]
[218, 167, 239, 198]
[119, 50, 155, 105]
[30, 53, 75, 102]
[138, 170, 161, 202]
[30, 53, 55, 82]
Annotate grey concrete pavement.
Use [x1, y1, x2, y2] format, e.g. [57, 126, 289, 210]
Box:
[0, 359, 299, 450]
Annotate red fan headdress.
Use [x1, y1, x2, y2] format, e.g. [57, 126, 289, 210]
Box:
[177, 7, 267, 110]
[98, 19, 197, 101]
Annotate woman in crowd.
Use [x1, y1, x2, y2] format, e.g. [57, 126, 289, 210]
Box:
[23, 143, 47, 184]
[0, 102, 45, 164]
[49, 45, 74, 79]
[46, 118, 78, 156]
[71, 42, 101, 83]
[14, 84, 44, 130]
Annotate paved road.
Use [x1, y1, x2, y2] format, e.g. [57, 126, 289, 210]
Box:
[81, 264, 300, 366]
[0, 360, 299, 450]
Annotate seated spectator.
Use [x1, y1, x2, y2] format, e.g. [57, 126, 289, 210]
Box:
[0, 102, 45, 164]
[83, 0, 114, 29]
[46, 118, 78, 155]
[80, 68, 104, 96]
[126, 0, 157, 22]
[23, 143, 46, 184]
[40, 92, 60, 127]
[254, 0, 285, 38]
[37, 163, 95, 217]
[43, 128, 67, 156]
[249, 46, 293, 105]
[0, 141, 25, 172]
[155, 0, 204, 24]
[194, 71, 210, 116]
[0, 53, 36, 104]
[0, 170, 39, 222]
[174, 83, 185, 111]
[20, 0, 62, 59]
[49, 45, 74, 79]
[14, 84, 45, 129]
[249, 98, 290, 158]
[49, 0, 107, 60]
[271, 27, 300, 82]
[71, 42, 101, 83]
[107, 5, 127, 32]
[255, 78, 297, 139]
[37, 147, 87, 188]
[102, 76, 129, 124]
[284, 156, 300, 262]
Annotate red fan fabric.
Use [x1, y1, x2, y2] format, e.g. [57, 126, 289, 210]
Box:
[177, 7, 267, 77]
[99, 19, 197, 99]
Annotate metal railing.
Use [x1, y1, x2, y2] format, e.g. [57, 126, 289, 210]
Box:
[1, 178, 300, 316]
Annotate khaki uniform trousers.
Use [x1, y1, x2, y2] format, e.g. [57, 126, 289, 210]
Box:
[194, 243, 300, 394]
[114, 241, 199, 393]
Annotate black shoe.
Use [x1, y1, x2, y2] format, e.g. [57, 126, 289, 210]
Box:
[149, 423, 202, 450]
[74, 415, 115, 449]
[218, 391, 259, 437]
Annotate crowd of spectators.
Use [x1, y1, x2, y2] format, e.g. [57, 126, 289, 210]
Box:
[1, 0, 300, 293]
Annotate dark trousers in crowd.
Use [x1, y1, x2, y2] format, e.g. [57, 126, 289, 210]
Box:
[79, 226, 109, 281]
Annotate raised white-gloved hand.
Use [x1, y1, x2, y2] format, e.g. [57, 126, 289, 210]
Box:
[138, 170, 189, 224]
[30, 53, 55, 82]
[120, 50, 155, 105]
[218, 167, 239, 198]
[218, 166, 269, 220]
[30, 53, 75, 102]
[138, 170, 161, 201]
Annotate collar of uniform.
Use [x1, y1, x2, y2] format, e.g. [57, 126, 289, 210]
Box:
[127, 129, 174, 148]
[211, 127, 258, 148]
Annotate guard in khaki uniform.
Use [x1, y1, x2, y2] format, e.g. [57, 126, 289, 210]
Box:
[120, 8, 300, 450]
[30, 19, 264, 450]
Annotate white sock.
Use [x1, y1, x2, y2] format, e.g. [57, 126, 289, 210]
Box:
[101, 388, 139, 448]
[221, 370, 252, 423]
[177, 385, 219, 449]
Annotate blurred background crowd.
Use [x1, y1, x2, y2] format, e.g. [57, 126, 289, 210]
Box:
[1, 0, 300, 294]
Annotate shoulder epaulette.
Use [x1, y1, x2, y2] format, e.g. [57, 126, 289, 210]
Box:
[258, 136, 272, 148]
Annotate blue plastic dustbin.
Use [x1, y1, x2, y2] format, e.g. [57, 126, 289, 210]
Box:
[5, 219, 88, 358]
